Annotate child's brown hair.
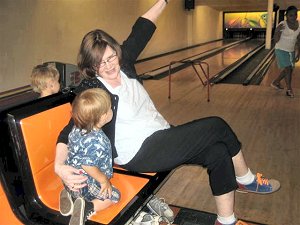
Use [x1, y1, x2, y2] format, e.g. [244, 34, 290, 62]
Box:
[72, 88, 111, 133]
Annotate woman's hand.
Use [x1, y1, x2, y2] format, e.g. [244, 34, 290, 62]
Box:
[54, 143, 87, 192]
[295, 51, 299, 62]
[296, 36, 300, 62]
[274, 23, 284, 43]
[55, 164, 88, 192]
[275, 23, 285, 33]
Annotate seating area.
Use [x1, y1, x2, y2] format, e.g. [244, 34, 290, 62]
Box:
[0, 183, 24, 225]
[0, 92, 170, 225]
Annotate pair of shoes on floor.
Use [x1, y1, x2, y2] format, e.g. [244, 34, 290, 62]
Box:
[237, 173, 280, 194]
[146, 195, 174, 224]
[69, 198, 95, 225]
[132, 211, 164, 225]
[214, 219, 249, 225]
[286, 89, 295, 98]
[270, 82, 284, 90]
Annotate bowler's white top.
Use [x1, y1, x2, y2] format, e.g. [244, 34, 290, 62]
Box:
[98, 71, 170, 165]
[275, 20, 300, 52]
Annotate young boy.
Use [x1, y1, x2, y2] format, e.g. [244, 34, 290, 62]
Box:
[30, 63, 60, 98]
[62, 88, 120, 225]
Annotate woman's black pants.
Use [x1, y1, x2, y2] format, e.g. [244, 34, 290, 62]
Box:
[122, 116, 241, 196]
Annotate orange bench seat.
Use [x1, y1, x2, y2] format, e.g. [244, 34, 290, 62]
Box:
[18, 102, 156, 224]
[0, 183, 24, 225]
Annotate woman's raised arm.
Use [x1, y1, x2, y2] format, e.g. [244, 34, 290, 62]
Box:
[142, 0, 170, 23]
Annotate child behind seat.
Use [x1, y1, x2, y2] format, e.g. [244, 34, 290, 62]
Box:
[30, 63, 60, 98]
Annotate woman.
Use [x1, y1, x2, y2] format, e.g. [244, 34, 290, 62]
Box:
[271, 5, 300, 98]
[55, 1, 280, 225]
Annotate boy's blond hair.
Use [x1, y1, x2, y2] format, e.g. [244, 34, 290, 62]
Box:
[72, 88, 111, 133]
[30, 63, 60, 93]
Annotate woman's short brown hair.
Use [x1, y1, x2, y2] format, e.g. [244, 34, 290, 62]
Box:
[72, 88, 111, 132]
[77, 29, 122, 79]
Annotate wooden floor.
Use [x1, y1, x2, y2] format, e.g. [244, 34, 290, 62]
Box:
[141, 60, 300, 225]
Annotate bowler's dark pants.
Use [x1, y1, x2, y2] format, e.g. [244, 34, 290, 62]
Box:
[122, 116, 241, 196]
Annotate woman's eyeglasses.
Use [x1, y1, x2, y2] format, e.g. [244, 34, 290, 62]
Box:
[99, 53, 117, 68]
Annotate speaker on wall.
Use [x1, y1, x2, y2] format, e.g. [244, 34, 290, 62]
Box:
[185, 0, 195, 10]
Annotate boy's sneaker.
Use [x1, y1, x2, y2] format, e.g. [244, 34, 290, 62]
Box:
[146, 196, 174, 223]
[237, 173, 280, 194]
[214, 219, 249, 225]
[69, 198, 95, 225]
[132, 211, 163, 225]
[59, 188, 74, 216]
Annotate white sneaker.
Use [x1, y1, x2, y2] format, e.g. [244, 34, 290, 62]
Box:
[146, 196, 174, 223]
[132, 211, 162, 225]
